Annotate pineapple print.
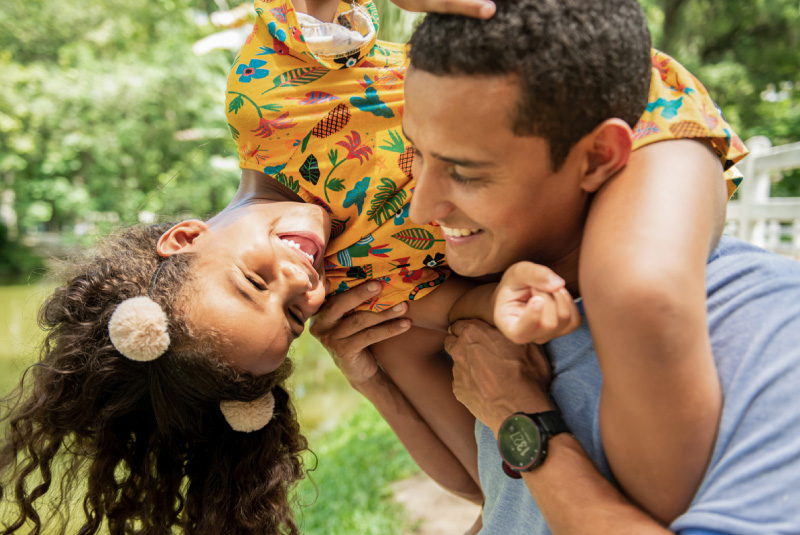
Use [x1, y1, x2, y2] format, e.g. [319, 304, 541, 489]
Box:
[312, 103, 351, 138]
[398, 146, 413, 180]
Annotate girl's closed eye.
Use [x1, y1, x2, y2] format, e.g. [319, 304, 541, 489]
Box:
[245, 274, 267, 291]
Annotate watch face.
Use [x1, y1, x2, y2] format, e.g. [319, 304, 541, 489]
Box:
[498, 414, 543, 471]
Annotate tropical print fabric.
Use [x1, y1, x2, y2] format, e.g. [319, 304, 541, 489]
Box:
[640, 50, 747, 198]
[225, 0, 747, 311]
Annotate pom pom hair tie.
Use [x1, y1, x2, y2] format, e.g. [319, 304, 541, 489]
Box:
[108, 289, 275, 432]
[220, 392, 276, 432]
[108, 296, 171, 362]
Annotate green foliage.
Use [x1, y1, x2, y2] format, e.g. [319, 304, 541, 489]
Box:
[0, 224, 44, 282]
[0, 0, 239, 252]
[294, 401, 418, 535]
[639, 0, 800, 147]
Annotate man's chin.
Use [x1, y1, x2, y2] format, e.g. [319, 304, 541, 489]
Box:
[445, 248, 497, 278]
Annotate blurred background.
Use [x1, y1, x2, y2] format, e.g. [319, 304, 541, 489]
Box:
[1, 0, 799, 533]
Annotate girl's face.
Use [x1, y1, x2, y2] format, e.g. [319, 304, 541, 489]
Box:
[158, 201, 331, 375]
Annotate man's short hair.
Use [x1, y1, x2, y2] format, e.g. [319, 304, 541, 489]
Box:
[407, 0, 652, 169]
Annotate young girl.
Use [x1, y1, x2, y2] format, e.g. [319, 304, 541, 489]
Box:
[0, 1, 746, 534]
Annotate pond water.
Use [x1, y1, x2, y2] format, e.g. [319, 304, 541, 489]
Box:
[0, 284, 53, 394]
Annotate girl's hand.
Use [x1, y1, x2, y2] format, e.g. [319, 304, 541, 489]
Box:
[494, 261, 581, 345]
[389, 0, 495, 18]
[309, 281, 411, 386]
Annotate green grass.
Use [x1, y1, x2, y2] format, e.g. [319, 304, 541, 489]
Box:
[295, 401, 418, 535]
[0, 284, 420, 532]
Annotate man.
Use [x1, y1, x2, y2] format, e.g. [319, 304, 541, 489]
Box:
[313, 0, 800, 533]
[400, 2, 800, 534]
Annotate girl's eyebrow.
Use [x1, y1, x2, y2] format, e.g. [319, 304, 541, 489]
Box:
[401, 128, 493, 168]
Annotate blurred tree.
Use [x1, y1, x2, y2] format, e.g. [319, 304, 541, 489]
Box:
[0, 0, 239, 246]
[639, 0, 800, 195]
[1, 0, 798, 257]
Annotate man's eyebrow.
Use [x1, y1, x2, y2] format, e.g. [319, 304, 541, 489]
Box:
[401, 127, 493, 168]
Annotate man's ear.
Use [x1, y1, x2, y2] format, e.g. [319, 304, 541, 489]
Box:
[580, 119, 634, 193]
[156, 220, 209, 257]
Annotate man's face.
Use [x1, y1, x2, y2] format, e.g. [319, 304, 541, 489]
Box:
[404, 69, 591, 277]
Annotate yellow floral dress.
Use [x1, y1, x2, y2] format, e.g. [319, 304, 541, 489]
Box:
[225, 0, 747, 311]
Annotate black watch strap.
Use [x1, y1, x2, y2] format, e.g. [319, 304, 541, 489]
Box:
[532, 410, 569, 439]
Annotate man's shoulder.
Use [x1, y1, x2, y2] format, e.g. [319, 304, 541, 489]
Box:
[707, 236, 800, 296]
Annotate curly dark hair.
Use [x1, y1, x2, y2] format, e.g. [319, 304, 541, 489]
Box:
[0, 223, 308, 535]
[407, 0, 652, 168]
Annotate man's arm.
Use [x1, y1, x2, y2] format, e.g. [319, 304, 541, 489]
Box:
[445, 320, 678, 534]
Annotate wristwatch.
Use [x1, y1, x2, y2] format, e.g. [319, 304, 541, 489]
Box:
[497, 410, 569, 477]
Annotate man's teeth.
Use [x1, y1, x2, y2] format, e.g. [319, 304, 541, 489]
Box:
[440, 226, 481, 238]
[281, 239, 315, 263]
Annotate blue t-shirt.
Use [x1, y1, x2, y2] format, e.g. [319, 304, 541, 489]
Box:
[477, 236, 800, 534]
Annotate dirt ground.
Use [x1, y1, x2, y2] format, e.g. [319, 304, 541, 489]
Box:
[391, 473, 482, 535]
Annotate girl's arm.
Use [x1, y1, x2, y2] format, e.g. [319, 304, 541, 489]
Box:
[310, 281, 483, 503]
[580, 138, 726, 523]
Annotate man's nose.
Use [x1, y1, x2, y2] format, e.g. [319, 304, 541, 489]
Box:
[409, 165, 452, 224]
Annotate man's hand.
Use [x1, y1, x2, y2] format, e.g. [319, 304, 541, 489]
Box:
[310, 281, 411, 386]
[445, 320, 555, 433]
[494, 261, 581, 344]
[389, 0, 495, 18]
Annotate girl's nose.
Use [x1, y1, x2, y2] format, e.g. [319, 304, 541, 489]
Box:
[278, 261, 312, 296]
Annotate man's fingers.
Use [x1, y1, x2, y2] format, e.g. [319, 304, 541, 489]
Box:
[336, 318, 412, 357]
[311, 281, 383, 333]
[335, 302, 409, 340]
[392, 0, 495, 18]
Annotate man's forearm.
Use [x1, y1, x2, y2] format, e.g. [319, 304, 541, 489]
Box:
[354, 369, 483, 503]
[521, 434, 673, 535]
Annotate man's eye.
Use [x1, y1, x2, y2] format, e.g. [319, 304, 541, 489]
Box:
[450, 169, 479, 185]
[246, 275, 266, 291]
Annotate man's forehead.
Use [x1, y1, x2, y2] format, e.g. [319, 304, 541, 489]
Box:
[404, 69, 521, 141]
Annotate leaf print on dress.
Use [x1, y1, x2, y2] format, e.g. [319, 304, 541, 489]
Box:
[336, 131, 373, 164]
[252, 112, 296, 138]
[379, 129, 405, 153]
[330, 216, 350, 240]
[367, 178, 407, 225]
[632, 120, 660, 141]
[350, 87, 394, 118]
[236, 59, 269, 83]
[322, 149, 346, 202]
[343, 176, 371, 215]
[289, 91, 340, 106]
[392, 228, 444, 251]
[299, 154, 320, 185]
[262, 67, 330, 94]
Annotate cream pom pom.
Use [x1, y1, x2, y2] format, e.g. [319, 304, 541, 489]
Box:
[220, 392, 276, 432]
[108, 296, 171, 362]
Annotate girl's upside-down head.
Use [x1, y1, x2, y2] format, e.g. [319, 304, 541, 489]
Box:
[0, 222, 311, 535]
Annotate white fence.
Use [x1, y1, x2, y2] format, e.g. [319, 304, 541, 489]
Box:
[725, 136, 800, 258]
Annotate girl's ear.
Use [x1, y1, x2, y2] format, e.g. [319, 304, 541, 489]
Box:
[156, 220, 209, 257]
[579, 118, 634, 193]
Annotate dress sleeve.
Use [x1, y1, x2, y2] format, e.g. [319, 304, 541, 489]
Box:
[634, 50, 749, 199]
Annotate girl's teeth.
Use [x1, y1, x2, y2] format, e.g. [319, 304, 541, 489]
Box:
[281, 239, 315, 263]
